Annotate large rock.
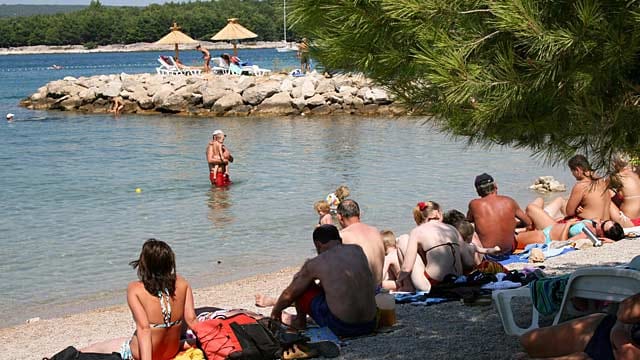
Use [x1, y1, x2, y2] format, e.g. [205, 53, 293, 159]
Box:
[98, 81, 123, 98]
[242, 80, 280, 105]
[255, 92, 295, 115]
[152, 84, 175, 106]
[306, 94, 326, 108]
[202, 88, 231, 108]
[212, 92, 244, 112]
[365, 88, 391, 104]
[529, 176, 567, 193]
[315, 78, 336, 94]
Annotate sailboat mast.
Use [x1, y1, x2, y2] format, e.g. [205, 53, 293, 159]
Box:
[283, 0, 287, 43]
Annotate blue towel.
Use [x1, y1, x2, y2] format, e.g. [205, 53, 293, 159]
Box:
[304, 326, 341, 345]
[394, 291, 450, 305]
[498, 245, 576, 266]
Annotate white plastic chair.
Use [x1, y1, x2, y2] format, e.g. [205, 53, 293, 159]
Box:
[492, 286, 540, 336]
[156, 56, 202, 76]
[493, 266, 640, 336]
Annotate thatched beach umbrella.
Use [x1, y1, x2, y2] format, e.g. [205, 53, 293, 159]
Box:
[211, 18, 258, 56]
[155, 22, 198, 61]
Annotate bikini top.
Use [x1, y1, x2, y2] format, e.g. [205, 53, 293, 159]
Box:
[150, 288, 183, 329]
[568, 220, 594, 238]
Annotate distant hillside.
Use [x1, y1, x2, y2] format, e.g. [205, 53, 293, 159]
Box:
[0, 5, 86, 18]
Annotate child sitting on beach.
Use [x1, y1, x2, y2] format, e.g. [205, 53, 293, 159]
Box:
[381, 230, 401, 290]
[455, 220, 503, 268]
[314, 200, 333, 226]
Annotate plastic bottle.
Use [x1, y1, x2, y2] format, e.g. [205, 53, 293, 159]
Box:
[375, 289, 396, 327]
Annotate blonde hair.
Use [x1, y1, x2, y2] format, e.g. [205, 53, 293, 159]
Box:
[314, 200, 330, 214]
[380, 230, 396, 250]
[413, 201, 441, 225]
[455, 221, 475, 243]
[612, 152, 632, 172]
[334, 185, 350, 202]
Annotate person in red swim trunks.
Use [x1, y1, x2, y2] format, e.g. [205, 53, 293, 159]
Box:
[205, 129, 233, 186]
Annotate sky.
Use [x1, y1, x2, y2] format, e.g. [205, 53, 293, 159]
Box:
[0, 0, 175, 6]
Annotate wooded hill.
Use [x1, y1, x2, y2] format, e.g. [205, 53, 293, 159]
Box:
[0, 4, 86, 18]
[0, 0, 290, 48]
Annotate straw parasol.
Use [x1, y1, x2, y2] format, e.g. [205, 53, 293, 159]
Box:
[211, 18, 258, 56]
[155, 22, 198, 61]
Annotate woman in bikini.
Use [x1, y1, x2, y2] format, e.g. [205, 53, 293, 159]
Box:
[565, 154, 611, 221]
[396, 201, 498, 292]
[609, 152, 640, 227]
[81, 239, 197, 360]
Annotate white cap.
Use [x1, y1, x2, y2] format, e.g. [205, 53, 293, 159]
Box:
[212, 129, 224, 136]
[6, 113, 14, 119]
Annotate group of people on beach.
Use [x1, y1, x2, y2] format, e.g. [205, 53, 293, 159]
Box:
[50, 151, 640, 360]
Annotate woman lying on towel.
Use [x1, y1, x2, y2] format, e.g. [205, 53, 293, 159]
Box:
[517, 201, 625, 248]
[81, 239, 197, 360]
[516, 292, 640, 360]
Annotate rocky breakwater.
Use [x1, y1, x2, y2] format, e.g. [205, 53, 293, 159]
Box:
[20, 71, 406, 117]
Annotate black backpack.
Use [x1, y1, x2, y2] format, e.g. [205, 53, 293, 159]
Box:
[43, 346, 121, 360]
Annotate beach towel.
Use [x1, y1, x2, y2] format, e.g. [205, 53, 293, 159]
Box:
[529, 274, 570, 316]
[497, 244, 576, 266]
[393, 291, 451, 305]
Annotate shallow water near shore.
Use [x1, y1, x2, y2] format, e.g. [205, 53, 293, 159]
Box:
[0, 51, 574, 327]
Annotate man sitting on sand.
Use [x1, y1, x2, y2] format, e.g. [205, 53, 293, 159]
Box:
[257, 224, 377, 338]
[467, 173, 533, 255]
[336, 199, 385, 286]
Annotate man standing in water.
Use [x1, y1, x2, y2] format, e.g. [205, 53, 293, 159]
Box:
[206, 129, 233, 186]
[467, 173, 532, 254]
[337, 199, 385, 286]
[196, 44, 211, 73]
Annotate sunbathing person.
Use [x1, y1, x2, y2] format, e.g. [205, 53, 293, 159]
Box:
[337, 199, 385, 286]
[79, 239, 197, 360]
[396, 201, 479, 292]
[266, 225, 377, 338]
[517, 292, 640, 360]
[564, 154, 611, 220]
[516, 216, 625, 247]
[609, 152, 640, 227]
[467, 173, 533, 254]
[380, 230, 401, 290]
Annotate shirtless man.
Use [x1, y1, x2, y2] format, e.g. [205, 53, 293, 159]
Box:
[336, 199, 385, 286]
[269, 225, 377, 338]
[196, 44, 211, 73]
[205, 129, 233, 186]
[467, 173, 532, 254]
[565, 154, 611, 220]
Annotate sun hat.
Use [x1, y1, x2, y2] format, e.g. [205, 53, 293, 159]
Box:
[6, 113, 14, 119]
[474, 173, 494, 188]
[313, 224, 342, 244]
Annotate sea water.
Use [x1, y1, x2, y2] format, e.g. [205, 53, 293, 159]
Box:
[0, 50, 574, 327]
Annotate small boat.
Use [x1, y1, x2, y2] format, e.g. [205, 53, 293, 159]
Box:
[275, 0, 298, 53]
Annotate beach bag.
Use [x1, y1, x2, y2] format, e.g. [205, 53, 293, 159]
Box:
[191, 313, 281, 360]
[43, 346, 121, 360]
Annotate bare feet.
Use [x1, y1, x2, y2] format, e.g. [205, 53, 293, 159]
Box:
[255, 294, 277, 308]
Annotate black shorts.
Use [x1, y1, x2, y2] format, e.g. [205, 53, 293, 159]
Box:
[584, 314, 616, 360]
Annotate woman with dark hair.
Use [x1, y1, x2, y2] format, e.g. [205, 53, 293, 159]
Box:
[565, 154, 611, 220]
[81, 239, 197, 360]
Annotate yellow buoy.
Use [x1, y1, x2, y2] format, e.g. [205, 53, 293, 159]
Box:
[135, 188, 142, 193]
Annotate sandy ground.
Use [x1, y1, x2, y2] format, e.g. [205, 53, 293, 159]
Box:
[1, 239, 638, 360]
[0, 41, 290, 56]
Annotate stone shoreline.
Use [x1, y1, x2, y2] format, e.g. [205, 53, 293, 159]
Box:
[0, 41, 290, 56]
[20, 71, 407, 117]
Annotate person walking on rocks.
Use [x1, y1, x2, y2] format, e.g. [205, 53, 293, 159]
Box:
[196, 44, 211, 73]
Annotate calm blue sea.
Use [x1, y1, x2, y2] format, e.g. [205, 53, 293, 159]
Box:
[0, 49, 573, 327]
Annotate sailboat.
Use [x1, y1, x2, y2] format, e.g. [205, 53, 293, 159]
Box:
[276, 0, 298, 52]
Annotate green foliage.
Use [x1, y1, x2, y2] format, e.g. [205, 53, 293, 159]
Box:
[0, 4, 86, 18]
[290, 0, 640, 167]
[0, 0, 287, 49]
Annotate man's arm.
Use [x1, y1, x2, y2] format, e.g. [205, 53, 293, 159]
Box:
[466, 202, 475, 223]
[271, 261, 315, 320]
[513, 200, 533, 229]
[206, 144, 216, 164]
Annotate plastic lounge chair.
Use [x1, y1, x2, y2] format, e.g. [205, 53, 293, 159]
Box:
[156, 56, 202, 76]
[241, 65, 271, 76]
[493, 266, 640, 336]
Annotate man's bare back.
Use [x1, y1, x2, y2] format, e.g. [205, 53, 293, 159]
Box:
[340, 222, 385, 286]
[302, 244, 377, 323]
[468, 193, 529, 253]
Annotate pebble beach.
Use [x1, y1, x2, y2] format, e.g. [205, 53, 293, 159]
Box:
[1, 238, 638, 360]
